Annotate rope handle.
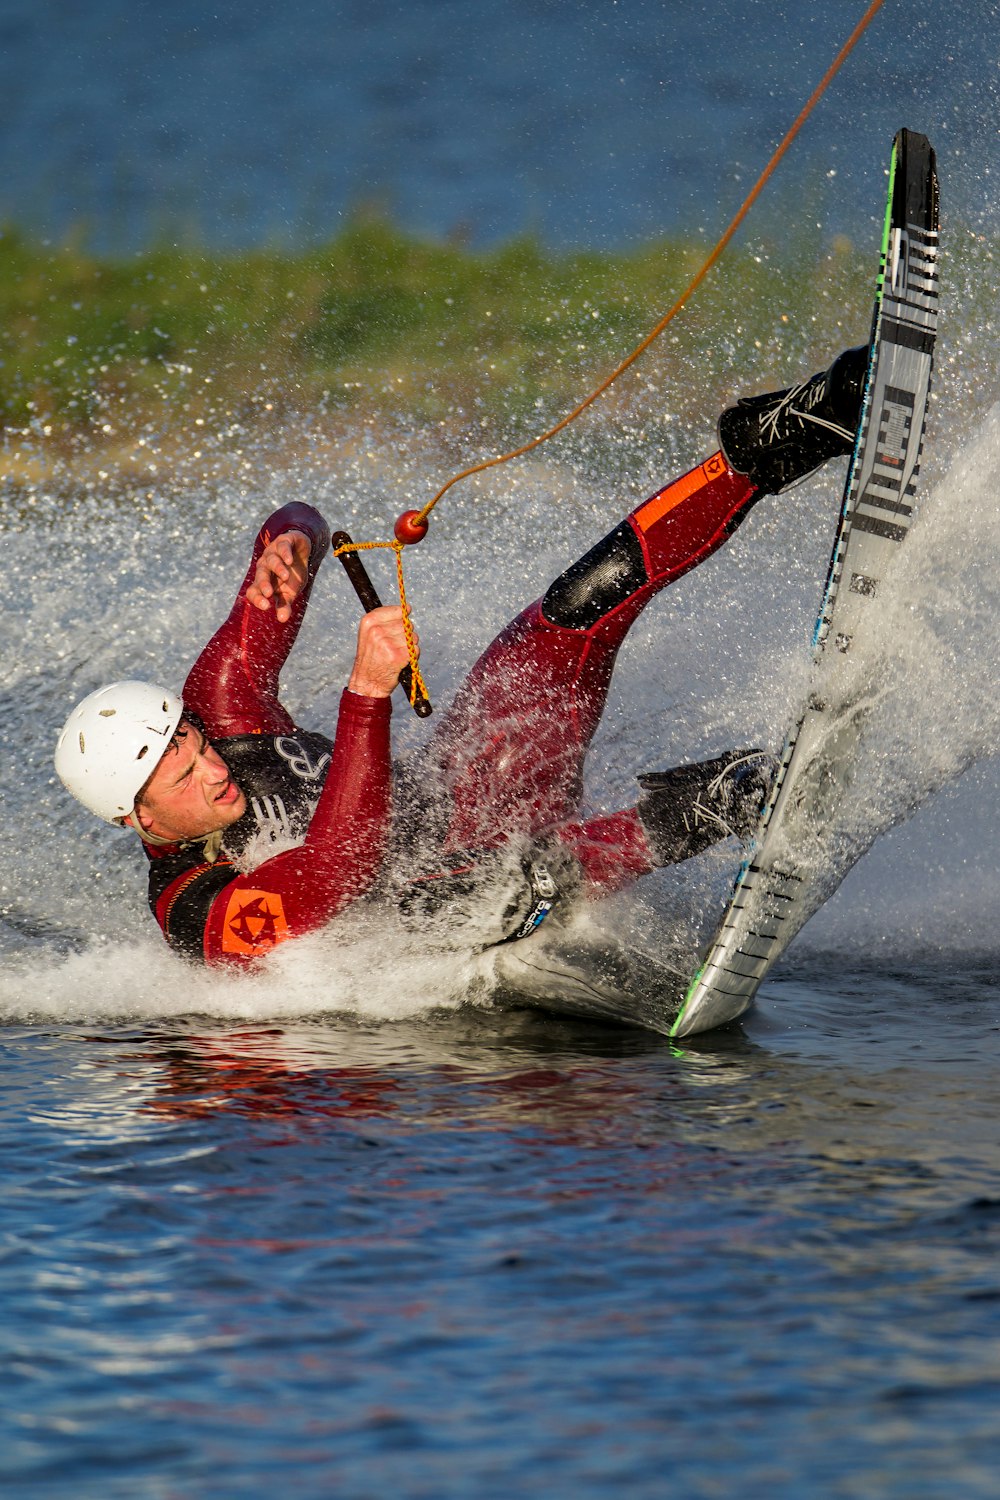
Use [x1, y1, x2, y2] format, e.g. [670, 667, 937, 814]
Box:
[330, 530, 433, 717]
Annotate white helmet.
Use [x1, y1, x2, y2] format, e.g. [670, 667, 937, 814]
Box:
[55, 681, 184, 822]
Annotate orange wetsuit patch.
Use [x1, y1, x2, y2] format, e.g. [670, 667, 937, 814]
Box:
[632, 452, 728, 534]
[220, 888, 291, 956]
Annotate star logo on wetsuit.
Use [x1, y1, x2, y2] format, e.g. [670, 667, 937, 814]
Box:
[230, 897, 279, 945]
[220, 887, 290, 957]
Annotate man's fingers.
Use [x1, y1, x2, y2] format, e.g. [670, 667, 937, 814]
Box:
[248, 540, 308, 616]
[262, 553, 290, 586]
[269, 545, 294, 578]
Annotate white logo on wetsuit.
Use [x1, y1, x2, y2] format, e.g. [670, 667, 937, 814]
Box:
[237, 790, 318, 874]
[274, 736, 331, 781]
[250, 793, 293, 846]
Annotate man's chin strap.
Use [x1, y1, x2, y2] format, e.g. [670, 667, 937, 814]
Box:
[125, 814, 226, 864]
[199, 828, 225, 863]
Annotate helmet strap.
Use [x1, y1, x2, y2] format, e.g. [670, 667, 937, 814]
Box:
[126, 811, 225, 864]
[125, 811, 176, 848]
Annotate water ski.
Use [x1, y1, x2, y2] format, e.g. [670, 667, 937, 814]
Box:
[672, 127, 940, 1039]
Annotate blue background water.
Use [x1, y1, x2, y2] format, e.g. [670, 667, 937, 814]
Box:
[0, 0, 996, 250]
[4, 0, 1000, 1495]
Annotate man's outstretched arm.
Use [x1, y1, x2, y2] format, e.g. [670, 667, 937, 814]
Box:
[183, 502, 331, 738]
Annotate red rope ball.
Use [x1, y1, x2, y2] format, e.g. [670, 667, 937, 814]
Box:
[394, 510, 429, 545]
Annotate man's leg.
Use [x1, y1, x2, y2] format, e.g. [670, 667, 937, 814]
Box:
[417, 345, 869, 862]
[423, 453, 759, 851]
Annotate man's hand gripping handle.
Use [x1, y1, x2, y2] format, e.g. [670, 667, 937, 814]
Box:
[331, 531, 432, 718]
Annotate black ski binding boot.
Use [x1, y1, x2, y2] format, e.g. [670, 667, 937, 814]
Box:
[719, 344, 868, 495]
[637, 749, 776, 866]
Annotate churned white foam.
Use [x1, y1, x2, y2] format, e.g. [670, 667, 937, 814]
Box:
[800, 402, 1000, 953]
[0, 915, 500, 1026]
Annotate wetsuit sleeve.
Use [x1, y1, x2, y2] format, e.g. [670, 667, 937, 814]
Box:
[183, 502, 331, 737]
[154, 690, 393, 966]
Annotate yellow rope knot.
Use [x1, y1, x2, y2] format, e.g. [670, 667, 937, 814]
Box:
[331, 537, 430, 708]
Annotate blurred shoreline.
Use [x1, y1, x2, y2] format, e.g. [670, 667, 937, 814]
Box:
[0, 216, 872, 496]
[2, 213, 994, 506]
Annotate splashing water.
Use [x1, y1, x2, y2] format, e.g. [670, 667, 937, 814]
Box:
[3, 316, 1000, 1028]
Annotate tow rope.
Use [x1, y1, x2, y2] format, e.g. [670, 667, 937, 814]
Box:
[334, 0, 887, 714]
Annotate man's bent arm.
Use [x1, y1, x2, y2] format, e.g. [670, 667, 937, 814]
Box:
[183, 502, 331, 737]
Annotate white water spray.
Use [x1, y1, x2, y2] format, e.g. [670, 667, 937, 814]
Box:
[4, 299, 1000, 1023]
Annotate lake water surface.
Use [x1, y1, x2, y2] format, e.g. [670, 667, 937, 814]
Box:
[1, 0, 997, 249]
[4, 971, 1000, 1498]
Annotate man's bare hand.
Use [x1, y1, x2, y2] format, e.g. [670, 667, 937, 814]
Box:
[246, 530, 312, 623]
[348, 606, 418, 699]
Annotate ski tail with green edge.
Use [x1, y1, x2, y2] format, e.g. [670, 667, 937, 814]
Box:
[671, 128, 940, 1041]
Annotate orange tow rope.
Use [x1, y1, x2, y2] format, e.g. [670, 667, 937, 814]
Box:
[408, 0, 887, 531]
[339, 0, 888, 712]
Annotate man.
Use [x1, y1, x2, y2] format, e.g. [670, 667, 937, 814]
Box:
[55, 346, 867, 966]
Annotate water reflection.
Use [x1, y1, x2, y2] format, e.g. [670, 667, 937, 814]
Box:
[5, 997, 1000, 1497]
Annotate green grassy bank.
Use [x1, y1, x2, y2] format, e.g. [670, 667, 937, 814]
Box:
[0, 214, 989, 491]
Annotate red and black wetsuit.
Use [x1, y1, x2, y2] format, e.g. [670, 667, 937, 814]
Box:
[147, 457, 760, 966]
[147, 502, 394, 964]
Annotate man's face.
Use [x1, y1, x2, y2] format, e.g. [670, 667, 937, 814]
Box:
[134, 720, 247, 842]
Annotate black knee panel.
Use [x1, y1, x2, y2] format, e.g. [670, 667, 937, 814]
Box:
[541, 521, 648, 630]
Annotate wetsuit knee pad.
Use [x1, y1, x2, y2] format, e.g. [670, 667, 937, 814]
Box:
[541, 521, 648, 630]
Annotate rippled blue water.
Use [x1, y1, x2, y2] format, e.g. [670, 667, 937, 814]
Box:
[1, 0, 996, 248]
[4, 969, 1000, 1499]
